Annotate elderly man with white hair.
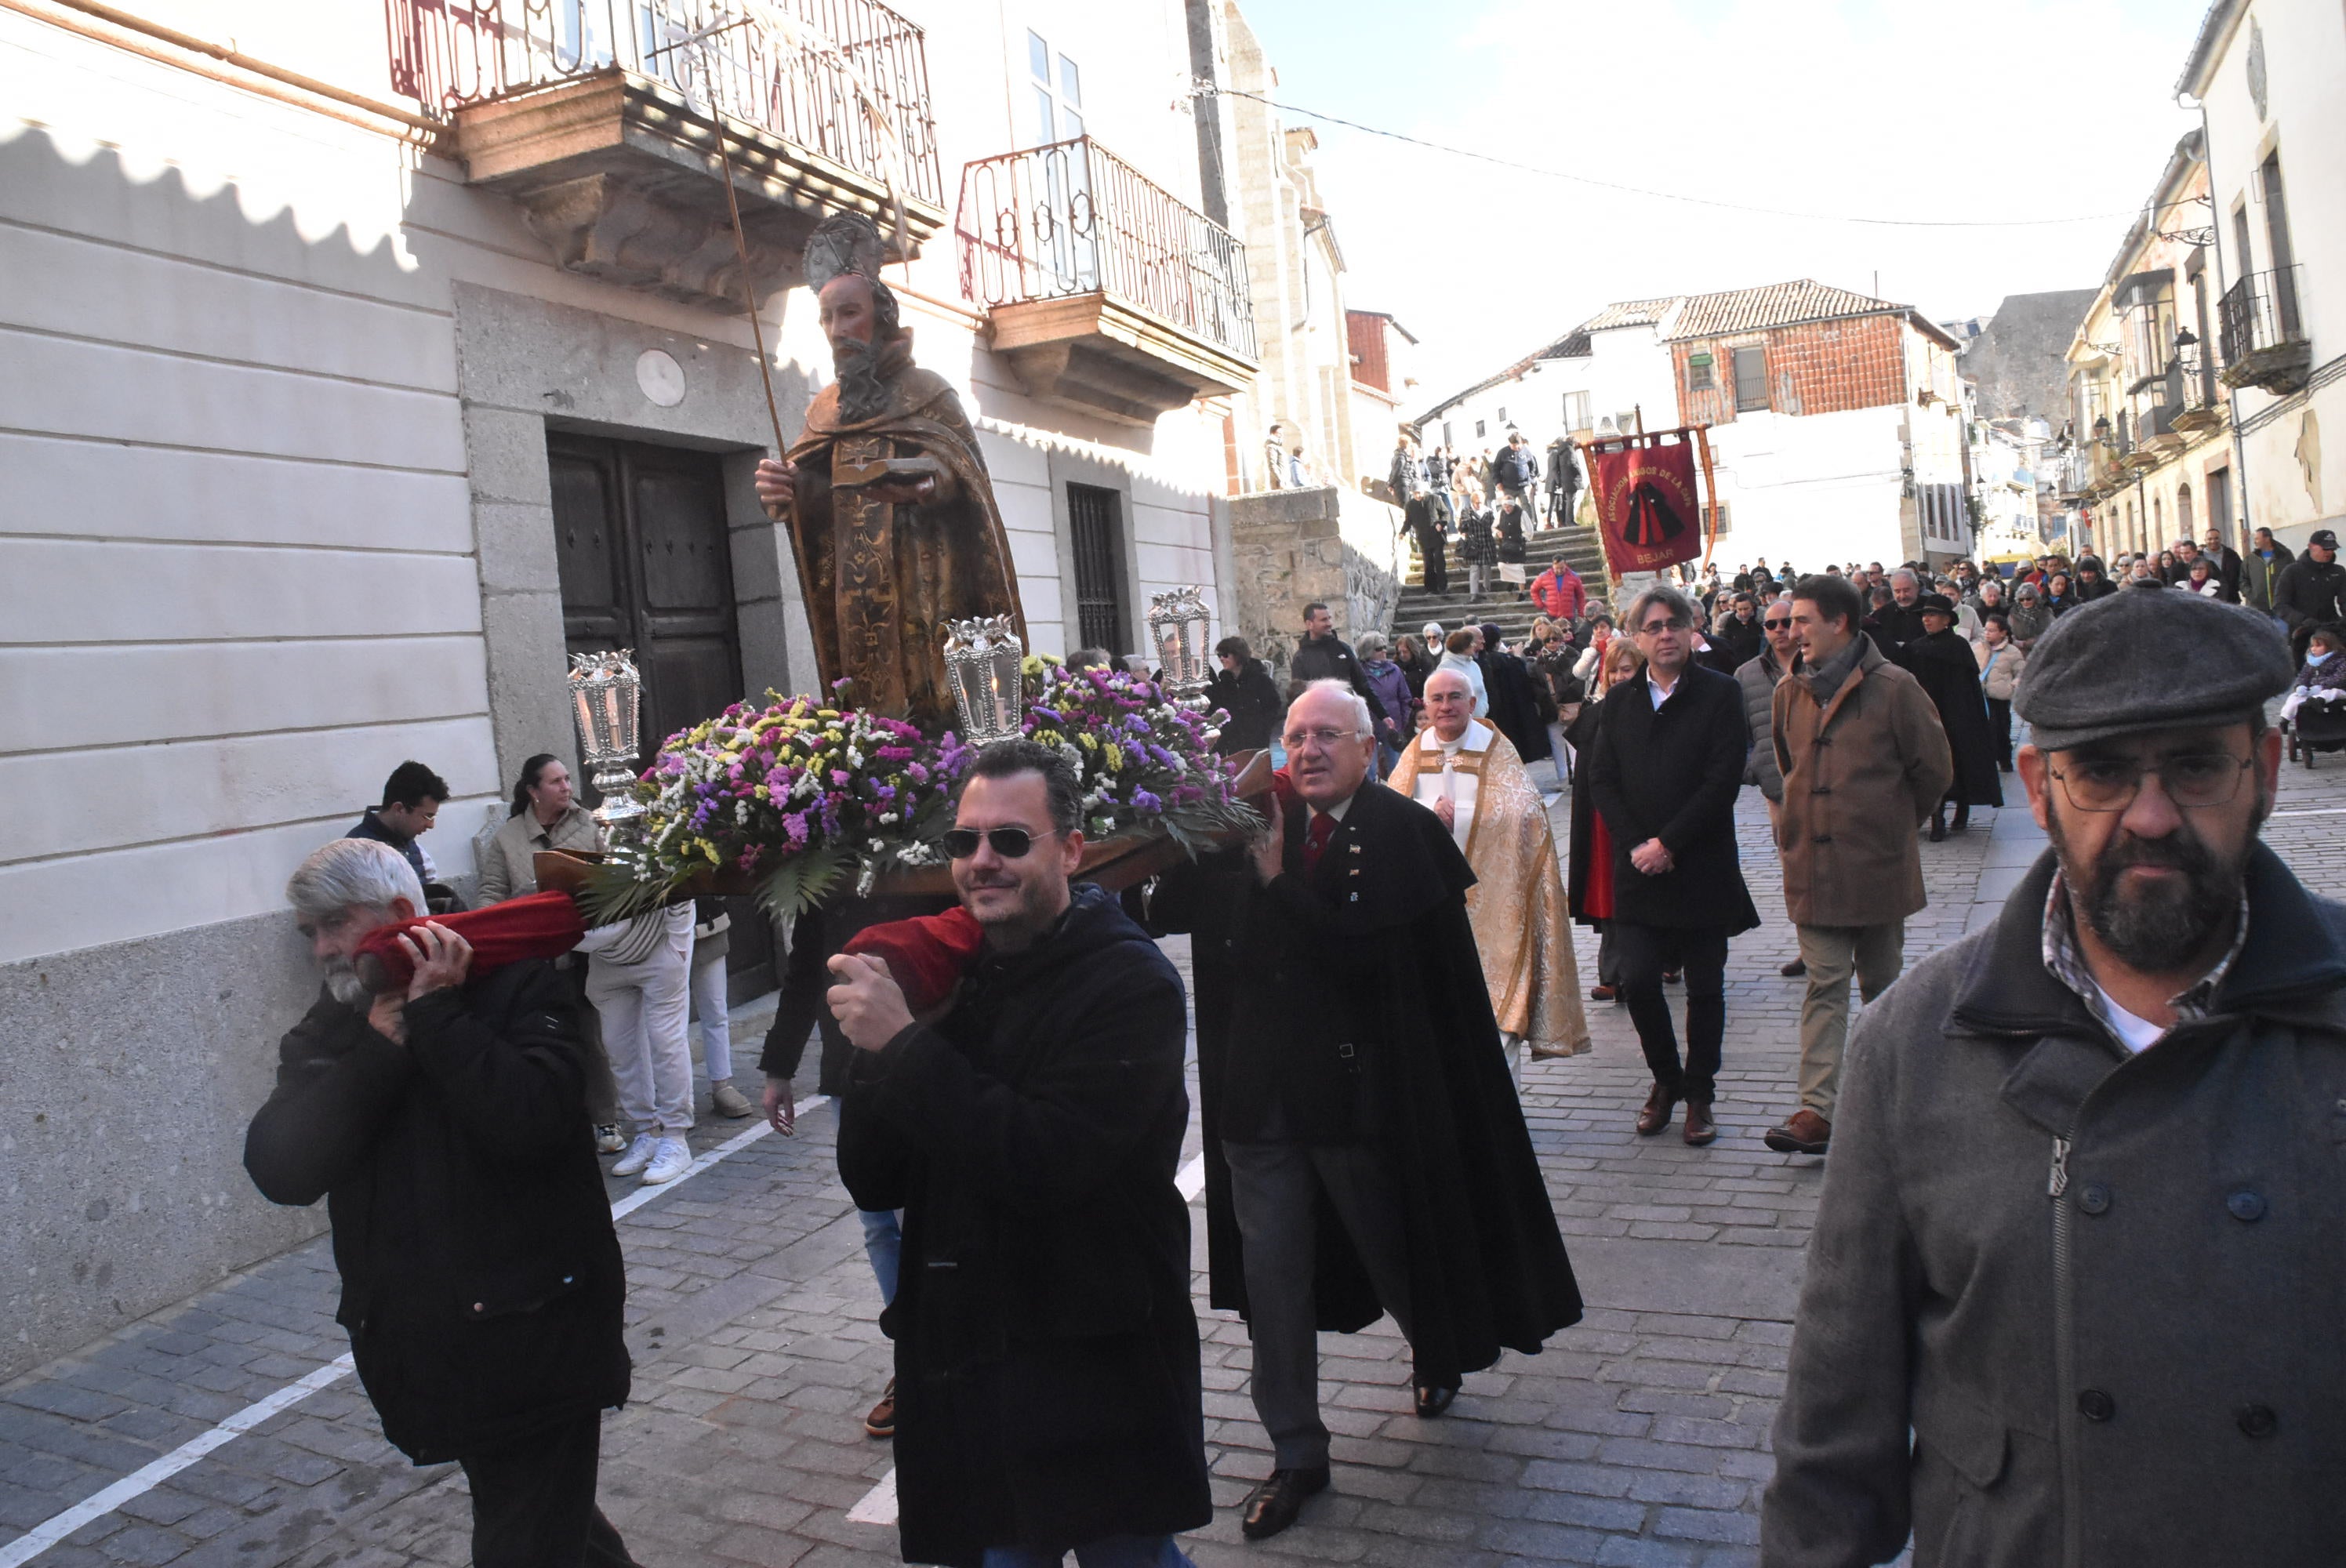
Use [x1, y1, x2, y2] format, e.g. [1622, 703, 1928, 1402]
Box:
[1385, 666, 1589, 1083]
[244, 839, 634, 1568]
[1140, 679, 1582, 1541]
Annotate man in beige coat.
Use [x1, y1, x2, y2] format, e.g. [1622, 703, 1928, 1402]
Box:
[1765, 575, 1952, 1155]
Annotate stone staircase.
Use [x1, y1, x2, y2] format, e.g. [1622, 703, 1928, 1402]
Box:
[1392, 524, 1611, 648]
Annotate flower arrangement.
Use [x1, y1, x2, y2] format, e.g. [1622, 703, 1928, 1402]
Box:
[582, 666, 1257, 925]
[584, 693, 966, 924]
[1022, 662, 1257, 852]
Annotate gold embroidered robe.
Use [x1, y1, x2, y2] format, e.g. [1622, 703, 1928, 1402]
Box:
[1387, 722, 1590, 1058]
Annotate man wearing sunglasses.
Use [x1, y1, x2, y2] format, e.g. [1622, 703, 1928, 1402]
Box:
[830, 741, 1211, 1568]
[1763, 589, 2346, 1564]
[1734, 594, 1810, 979]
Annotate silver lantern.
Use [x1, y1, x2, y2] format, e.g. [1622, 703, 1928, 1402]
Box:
[941, 615, 1026, 745]
[1145, 585, 1215, 707]
[568, 649, 645, 826]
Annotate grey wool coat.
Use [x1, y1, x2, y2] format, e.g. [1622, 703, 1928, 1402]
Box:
[1762, 844, 2346, 1566]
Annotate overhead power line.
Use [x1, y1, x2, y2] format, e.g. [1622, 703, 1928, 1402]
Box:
[1197, 85, 2166, 231]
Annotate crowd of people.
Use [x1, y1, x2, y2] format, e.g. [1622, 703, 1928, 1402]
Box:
[236, 526, 2346, 1566]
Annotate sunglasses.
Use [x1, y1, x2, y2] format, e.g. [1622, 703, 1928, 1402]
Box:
[1763, 618, 1793, 630]
[940, 826, 1059, 859]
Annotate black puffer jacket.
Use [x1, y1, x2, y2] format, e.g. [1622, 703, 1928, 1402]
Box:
[1206, 657, 1284, 754]
[245, 960, 629, 1465]
[838, 887, 1209, 1566]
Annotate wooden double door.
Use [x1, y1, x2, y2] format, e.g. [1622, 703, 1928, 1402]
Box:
[548, 432, 776, 996]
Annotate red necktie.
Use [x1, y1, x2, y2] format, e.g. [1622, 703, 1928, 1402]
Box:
[1303, 811, 1338, 872]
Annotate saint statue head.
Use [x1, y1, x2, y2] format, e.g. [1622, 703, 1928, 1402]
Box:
[804, 213, 908, 423]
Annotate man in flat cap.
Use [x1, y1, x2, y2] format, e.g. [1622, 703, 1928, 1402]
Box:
[1762, 589, 2346, 1565]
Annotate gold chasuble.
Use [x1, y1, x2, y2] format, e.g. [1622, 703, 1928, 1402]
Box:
[783, 336, 1026, 726]
[1387, 721, 1590, 1059]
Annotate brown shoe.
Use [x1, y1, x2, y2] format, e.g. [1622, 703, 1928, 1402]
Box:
[1764, 1109, 1832, 1156]
[864, 1377, 896, 1439]
[1780, 957, 1807, 978]
[1683, 1099, 1717, 1146]
[1589, 984, 1617, 1002]
[1636, 1083, 1679, 1136]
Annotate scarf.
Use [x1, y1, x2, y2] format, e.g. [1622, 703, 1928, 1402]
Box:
[1796, 633, 1865, 705]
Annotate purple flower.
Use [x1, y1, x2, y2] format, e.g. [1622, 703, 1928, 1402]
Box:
[1131, 789, 1163, 812]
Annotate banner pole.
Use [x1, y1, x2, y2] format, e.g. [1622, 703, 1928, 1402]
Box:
[1694, 424, 1721, 575]
[1580, 437, 1623, 590]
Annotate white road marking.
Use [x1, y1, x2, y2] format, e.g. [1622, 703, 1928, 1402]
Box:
[1176, 1152, 1205, 1202]
[2271, 806, 2346, 818]
[847, 1467, 899, 1525]
[1, 1094, 831, 1566]
[0, 1357, 356, 1568]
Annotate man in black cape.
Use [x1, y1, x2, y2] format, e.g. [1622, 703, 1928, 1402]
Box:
[1898, 593, 2003, 836]
[1477, 622, 1554, 768]
[1135, 680, 1580, 1541]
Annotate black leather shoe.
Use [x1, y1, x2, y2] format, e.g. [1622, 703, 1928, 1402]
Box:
[1414, 1382, 1459, 1417]
[1927, 814, 1947, 842]
[1240, 1465, 1330, 1540]
[1683, 1098, 1718, 1147]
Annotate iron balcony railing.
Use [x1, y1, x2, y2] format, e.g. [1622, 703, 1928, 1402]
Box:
[2218, 264, 2307, 365]
[386, 0, 944, 209]
[956, 136, 1258, 361]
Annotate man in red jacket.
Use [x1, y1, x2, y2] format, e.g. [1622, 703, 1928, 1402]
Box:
[1531, 557, 1586, 622]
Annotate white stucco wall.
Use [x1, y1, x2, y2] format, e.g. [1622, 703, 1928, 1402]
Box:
[1703, 405, 1912, 572]
[2193, 0, 2346, 539]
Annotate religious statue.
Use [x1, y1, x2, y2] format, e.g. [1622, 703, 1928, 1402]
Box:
[754, 215, 1025, 727]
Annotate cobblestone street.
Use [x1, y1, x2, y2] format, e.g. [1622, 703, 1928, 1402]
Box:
[10, 757, 2346, 1568]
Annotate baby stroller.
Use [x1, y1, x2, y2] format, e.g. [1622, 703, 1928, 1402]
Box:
[2288, 691, 2346, 766]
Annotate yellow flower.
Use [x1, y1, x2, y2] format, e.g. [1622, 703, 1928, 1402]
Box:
[703, 840, 721, 864]
[1077, 732, 1098, 751]
[1105, 744, 1124, 771]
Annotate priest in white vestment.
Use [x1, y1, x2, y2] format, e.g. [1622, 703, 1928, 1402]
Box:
[1386, 667, 1591, 1083]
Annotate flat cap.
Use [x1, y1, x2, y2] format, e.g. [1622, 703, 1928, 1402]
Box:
[2014, 587, 2293, 752]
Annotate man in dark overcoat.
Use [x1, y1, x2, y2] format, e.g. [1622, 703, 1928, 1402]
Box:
[1898, 593, 2004, 836]
[832, 741, 1211, 1567]
[1762, 588, 2346, 1566]
[1586, 585, 1760, 1147]
[1138, 680, 1581, 1541]
[245, 840, 634, 1568]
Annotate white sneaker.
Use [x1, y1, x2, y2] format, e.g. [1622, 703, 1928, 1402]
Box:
[610, 1133, 659, 1177]
[640, 1137, 692, 1185]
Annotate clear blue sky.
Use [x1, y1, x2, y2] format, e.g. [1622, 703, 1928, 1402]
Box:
[1234, 0, 2216, 401]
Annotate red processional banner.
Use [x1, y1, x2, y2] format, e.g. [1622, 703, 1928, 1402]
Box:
[1585, 430, 1705, 575]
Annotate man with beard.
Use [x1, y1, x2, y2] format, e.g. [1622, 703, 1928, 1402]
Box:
[1760, 589, 2346, 1564]
[1866, 568, 1928, 659]
[754, 214, 1023, 726]
[245, 840, 634, 1566]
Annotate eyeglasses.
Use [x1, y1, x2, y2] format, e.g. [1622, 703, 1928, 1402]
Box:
[1763, 618, 1793, 630]
[1637, 616, 1690, 635]
[940, 826, 1060, 859]
[1281, 726, 1363, 750]
[2050, 753, 2254, 813]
